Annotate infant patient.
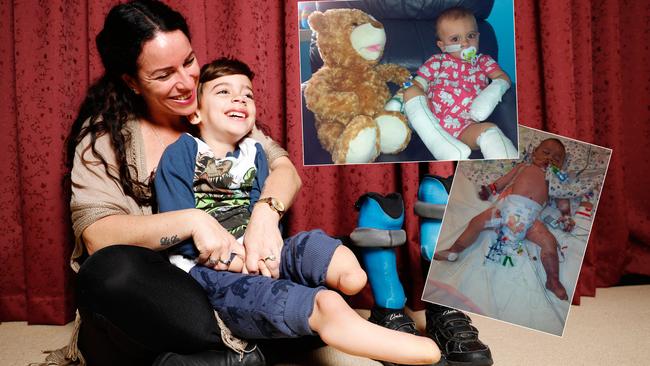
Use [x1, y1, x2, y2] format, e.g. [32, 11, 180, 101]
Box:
[397, 6, 518, 161]
[434, 138, 574, 300]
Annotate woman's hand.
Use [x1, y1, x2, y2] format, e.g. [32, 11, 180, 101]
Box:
[191, 210, 246, 273]
[243, 203, 283, 278]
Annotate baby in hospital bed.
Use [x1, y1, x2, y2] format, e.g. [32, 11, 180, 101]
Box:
[434, 138, 573, 300]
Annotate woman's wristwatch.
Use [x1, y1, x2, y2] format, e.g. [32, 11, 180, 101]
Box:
[256, 197, 285, 219]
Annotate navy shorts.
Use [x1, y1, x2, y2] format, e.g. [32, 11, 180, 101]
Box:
[188, 229, 340, 339]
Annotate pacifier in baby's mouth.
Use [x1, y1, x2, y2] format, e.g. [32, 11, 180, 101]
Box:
[443, 44, 478, 63]
[547, 165, 569, 183]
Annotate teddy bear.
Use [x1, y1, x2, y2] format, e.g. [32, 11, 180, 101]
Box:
[304, 8, 412, 164]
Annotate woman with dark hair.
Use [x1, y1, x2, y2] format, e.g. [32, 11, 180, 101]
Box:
[57, 1, 300, 365]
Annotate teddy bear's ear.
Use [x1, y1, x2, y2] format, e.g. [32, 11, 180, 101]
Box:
[308, 11, 327, 33]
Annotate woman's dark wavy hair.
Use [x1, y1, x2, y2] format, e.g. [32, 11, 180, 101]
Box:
[65, 0, 190, 206]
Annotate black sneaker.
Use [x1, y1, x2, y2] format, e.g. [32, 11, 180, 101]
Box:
[368, 307, 447, 366]
[152, 343, 266, 366]
[369, 306, 420, 335]
[426, 309, 493, 366]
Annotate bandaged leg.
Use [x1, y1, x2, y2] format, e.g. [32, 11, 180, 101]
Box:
[403, 96, 471, 161]
[476, 126, 518, 159]
[415, 175, 451, 261]
[353, 193, 406, 309]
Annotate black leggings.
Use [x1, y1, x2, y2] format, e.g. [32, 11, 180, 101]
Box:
[77, 245, 224, 366]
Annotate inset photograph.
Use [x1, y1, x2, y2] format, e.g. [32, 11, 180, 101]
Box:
[422, 126, 612, 336]
[298, 0, 519, 165]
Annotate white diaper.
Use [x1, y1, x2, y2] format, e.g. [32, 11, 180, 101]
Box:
[496, 194, 543, 243]
[484, 194, 543, 265]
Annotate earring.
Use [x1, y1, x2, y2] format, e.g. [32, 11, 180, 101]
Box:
[131, 88, 139, 95]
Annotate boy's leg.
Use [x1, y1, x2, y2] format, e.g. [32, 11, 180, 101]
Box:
[308, 290, 440, 365]
[434, 207, 497, 261]
[189, 266, 321, 339]
[459, 123, 518, 159]
[280, 229, 367, 295]
[526, 220, 569, 300]
[324, 245, 368, 295]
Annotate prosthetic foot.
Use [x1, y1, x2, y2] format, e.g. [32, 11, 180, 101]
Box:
[415, 175, 453, 262]
[425, 306, 493, 366]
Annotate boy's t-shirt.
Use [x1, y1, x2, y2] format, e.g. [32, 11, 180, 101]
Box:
[154, 133, 269, 258]
[417, 53, 503, 137]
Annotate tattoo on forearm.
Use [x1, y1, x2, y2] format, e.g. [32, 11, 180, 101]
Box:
[160, 235, 180, 247]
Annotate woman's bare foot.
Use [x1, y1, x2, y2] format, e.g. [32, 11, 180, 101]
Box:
[546, 279, 568, 300]
[433, 250, 459, 262]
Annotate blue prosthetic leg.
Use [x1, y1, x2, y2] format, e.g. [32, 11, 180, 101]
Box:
[352, 193, 407, 309]
[417, 175, 494, 366]
[351, 193, 420, 345]
[415, 175, 452, 262]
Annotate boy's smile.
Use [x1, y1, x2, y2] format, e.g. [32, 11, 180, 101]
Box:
[195, 74, 256, 150]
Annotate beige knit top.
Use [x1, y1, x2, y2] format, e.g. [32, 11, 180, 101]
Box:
[69, 118, 288, 272]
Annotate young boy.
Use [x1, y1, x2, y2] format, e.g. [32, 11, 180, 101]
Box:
[401, 6, 518, 161]
[154, 58, 440, 365]
[434, 138, 572, 300]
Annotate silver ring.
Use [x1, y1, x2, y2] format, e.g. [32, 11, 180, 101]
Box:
[218, 252, 239, 266]
[261, 254, 277, 262]
[206, 258, 218, 267]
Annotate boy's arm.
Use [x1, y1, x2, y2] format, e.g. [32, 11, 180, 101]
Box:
[249, 144, 269, 208]
[154, 135, 197, 214]
[402, 59, 435, 102]
[470, 56, 511, 121]
[155, 135, 245, 270]
[479, 164, 523, 200]
[487, 69, 511, 86]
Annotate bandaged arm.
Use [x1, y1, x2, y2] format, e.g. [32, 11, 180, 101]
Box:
[470, 71, 511, 121]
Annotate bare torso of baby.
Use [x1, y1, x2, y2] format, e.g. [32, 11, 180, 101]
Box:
[500, 164, 548, 206]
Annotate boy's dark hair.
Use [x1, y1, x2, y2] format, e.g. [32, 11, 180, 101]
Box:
[196, 58, 269, 133]
[435, 7, 476, 40]
[198, 58, 255, 101]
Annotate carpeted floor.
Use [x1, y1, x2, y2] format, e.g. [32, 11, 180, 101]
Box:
[2, 285, 649, 366]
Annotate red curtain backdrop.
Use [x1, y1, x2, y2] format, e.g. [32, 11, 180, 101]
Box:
[0, 0, 647, 325]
